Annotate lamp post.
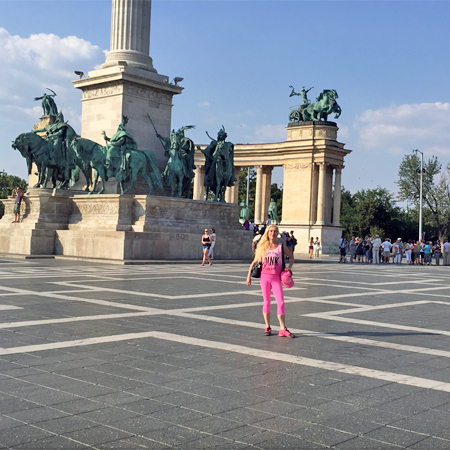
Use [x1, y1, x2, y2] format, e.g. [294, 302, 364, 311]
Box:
[246, 167, 250, 210]
[413, 149, 424, 242]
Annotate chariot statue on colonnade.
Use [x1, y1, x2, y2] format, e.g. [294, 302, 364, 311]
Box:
[289, 86, 342, 123]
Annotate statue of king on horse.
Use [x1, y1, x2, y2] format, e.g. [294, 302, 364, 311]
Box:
[149, 114, 196, 198]
[201, 127, 236, 202]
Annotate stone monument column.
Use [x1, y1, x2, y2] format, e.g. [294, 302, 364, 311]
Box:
[193, 165, 205, 200]
[73, 0, 182, 189]
[102, 0, 155, 72]
[225, 167, 241, 204]
[332, 165, 343, 226]
[260, 166, 273, 224]
[254, 166, 263, 224]
[316, 162, 326, 225]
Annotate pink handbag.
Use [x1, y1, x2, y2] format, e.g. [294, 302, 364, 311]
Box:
[281, 270, 294, 289]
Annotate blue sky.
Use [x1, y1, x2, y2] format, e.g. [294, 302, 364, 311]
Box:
[1, 0, 450, 198]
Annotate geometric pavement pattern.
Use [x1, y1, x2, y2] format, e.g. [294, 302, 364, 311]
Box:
[0, 258, 450, 449]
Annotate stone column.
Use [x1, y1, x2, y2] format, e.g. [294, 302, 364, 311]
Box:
[254, 166, 263, 224]
[333, 165, 343, 226]
[316, 162, 326, 225]
[73, 0, 182, 189]
[232, 166, 241, 204]
[325, 164, 333, 224]
[193, 165, 205, 200]
[260, 166, 273, 224]
[226, 167, 240, 204]
[225, 187, 232, 204]
[102, 0, 156, 72]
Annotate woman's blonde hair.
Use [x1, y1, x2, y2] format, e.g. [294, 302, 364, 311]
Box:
[254, 225, 279, 261]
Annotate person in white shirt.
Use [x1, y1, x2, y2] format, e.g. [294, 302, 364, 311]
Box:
[208, 228, 216, 260]
[372, 235, 382, 264]
[393, 238, 402, 264]
[443, 239, 450, 266]
[381, 239, 392, 264]
[252, 231, 262, 253]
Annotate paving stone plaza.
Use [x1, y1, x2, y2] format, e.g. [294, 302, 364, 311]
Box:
[1, 258, 450, 449]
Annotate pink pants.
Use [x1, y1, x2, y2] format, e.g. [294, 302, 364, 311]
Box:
[260, 273, 285, 315]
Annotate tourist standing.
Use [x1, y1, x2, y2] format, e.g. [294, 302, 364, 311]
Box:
[394, 238, 402, 264]
[308, 237, 314, 259]
[339, 237, 348, 263]
[12, 186, 23, 223]
[290, 231, 297, 252]
[314, 237, 321, 258]
[405, 240, 412, 264]
[424, 241, 432, 265]
[246, 225, 295, 338]
[208, 228, 216, 260]
[420, 240, 426, 265]
[372, 235, 381, 264]
[286, 232, 295, 261]
[433, 240, 441, 266]
[201, 229, 213, 266]
[349, 236, 356, 263]
[365, 237, 373, 263]
[252, 231, 262, 253]
[443, 239, 450, 266]
[381, 238, 392, 264]
[356, 238, 365, 263]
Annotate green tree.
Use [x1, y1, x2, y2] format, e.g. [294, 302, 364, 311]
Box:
[340, 186, 414, 240]
[0, 170, 28, 219]
[270, 182, 283, 222]
[397, 154, 450, 240]
[238, 169, 283, 222]
[238, 168, 256, 218]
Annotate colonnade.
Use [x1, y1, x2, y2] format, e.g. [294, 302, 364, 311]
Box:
[315, 162, 343, 226]
[192, 161, 343, 226]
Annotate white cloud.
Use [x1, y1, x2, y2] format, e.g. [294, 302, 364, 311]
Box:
[355, 103, 450, 156]
[198, 101, 210, 107]
[0, 28, 105, 179]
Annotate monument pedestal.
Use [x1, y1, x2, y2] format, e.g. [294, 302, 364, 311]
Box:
[279, 121, 349, 254]
[0, 190, 249, 262]
[0, 189, 71, 255]
[73, 65, 182, 178]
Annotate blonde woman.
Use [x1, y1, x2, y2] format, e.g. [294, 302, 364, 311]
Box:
[246, 225, 295, 338]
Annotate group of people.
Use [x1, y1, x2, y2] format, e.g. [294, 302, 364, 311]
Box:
[253, 228, 297, 255]
[308, 237, 321, 259]
[339, 235, 450, 266]
[200, 228, 216, 266]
